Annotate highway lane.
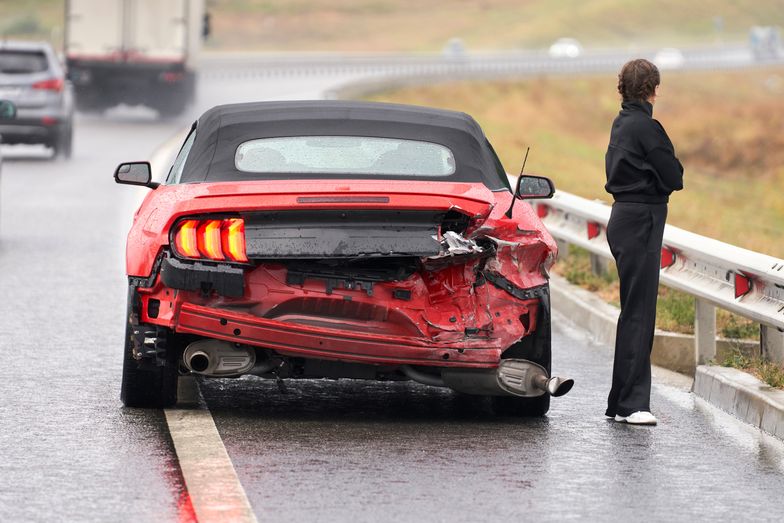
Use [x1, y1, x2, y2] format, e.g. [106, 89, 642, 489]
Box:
[0, 113, 189, 522]
[1, 68, 783, 522]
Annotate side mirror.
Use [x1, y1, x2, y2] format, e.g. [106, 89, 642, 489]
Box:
[515, 175, 555, 200]
[0, 100, 17, 120]
[114, 161, 158, 189]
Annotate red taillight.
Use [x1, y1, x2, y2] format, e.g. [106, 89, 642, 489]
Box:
[173, 218, 247, 263]
[174, 220, 200, 258]
[159, 71, 184, 83]
[197, 219, 225, 261]
[32, 78, 64, 92]
[536, 204, 549, 218]
[221, 218, 248, 262]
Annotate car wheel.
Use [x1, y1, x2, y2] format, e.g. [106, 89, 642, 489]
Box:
[53, 125, 73, 160]
[491, 292, 553, 417]
[120, 291, 180, 408]
[491, 393, 550, 417]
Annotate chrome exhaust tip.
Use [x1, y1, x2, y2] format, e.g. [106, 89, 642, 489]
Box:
[540, 376, 574, 397]
[498, 359, 574, 398]
[187, 351, 211, 373]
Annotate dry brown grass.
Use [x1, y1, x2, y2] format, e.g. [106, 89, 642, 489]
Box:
[368, 68, 784, 257]
[204, 0, 783, 51]
[5, 1, 784, 52]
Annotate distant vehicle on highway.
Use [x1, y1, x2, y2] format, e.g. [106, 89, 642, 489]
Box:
[65, 0, 208, 117]
[0, 41, 74, 159]
[115, 100, 573, 413]
[548, 38, 583, 58]
[0, 99, 18, 175]
[749, 26, 783, 61]
[442, 37, 467, 59]
[653, 48, 685, 70]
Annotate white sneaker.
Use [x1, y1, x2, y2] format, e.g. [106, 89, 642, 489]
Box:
[615, 411, 657, 425]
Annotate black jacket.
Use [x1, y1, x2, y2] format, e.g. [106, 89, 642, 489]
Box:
[605, 100, 684, 203]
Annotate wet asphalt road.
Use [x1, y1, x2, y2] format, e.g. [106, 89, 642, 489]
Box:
[1, 71, 783, 522]
[201, 316, 784, 522]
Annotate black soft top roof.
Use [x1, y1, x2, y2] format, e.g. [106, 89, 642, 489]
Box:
[180, 100, 508, 190]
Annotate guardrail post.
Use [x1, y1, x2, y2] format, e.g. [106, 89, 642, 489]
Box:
[760, 325, 784, 364]
[695, 299, 717, 365]
[590, 253, 609, 277]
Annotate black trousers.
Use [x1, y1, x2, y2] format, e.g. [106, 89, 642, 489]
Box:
[605, 202, 668, 417]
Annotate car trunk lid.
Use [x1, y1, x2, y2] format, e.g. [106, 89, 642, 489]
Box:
[186, 179, 495, 259]
[243, 209, 448, 259]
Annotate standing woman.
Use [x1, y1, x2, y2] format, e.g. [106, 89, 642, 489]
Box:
[604, 59, 684, 425]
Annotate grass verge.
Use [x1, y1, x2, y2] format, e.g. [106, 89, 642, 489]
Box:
[720, 348, 784, 389]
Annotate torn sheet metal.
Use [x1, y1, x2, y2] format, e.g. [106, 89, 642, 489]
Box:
[429, 231, 485, 259]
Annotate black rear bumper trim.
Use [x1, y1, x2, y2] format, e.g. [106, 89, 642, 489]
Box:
[160, 256, 245, 298]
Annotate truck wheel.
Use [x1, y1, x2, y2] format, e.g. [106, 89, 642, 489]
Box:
[120, 293, 180, 408]
[75, 95, 104, 114]
[156, 97, 188, 119]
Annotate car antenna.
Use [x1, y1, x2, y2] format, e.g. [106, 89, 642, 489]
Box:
[505, 146, 530, 218]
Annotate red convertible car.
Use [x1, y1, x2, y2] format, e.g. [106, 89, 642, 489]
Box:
[117, 101, 572, 414]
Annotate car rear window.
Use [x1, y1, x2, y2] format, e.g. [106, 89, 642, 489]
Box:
[0, 51, 48, 74]
[235, 136, 456, 176]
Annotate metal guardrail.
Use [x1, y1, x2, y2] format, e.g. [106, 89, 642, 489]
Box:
[198, 44, 773, 80]
[536, 190, 784, 364]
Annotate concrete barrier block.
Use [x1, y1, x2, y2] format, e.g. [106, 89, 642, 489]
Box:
[745, 395, 764, 427]
[733, 392, 751, 420]
[709, 374, 722, 402]
[716, 379, 738, 411]
[695, 366, 784, 440]
[775, 415, 784, 440]
[652, 332, 695, 376]
[761, 403, 780, 435]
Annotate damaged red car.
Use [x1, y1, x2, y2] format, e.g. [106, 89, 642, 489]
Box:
[117, 101, 573, 414]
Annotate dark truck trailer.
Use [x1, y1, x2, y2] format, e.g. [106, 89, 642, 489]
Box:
[65, 0, 206, 116]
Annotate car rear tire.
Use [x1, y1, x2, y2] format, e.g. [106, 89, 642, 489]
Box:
[491, 291, 553, 417]
[491, 393, 550, 417]
[53, 124, 73, 160]
[120, 291, 180, 408]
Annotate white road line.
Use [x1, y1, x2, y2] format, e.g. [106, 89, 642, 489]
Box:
[165, 405, 258, 523]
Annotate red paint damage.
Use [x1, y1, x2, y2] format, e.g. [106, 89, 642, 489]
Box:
[128, 179, 557, 368]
